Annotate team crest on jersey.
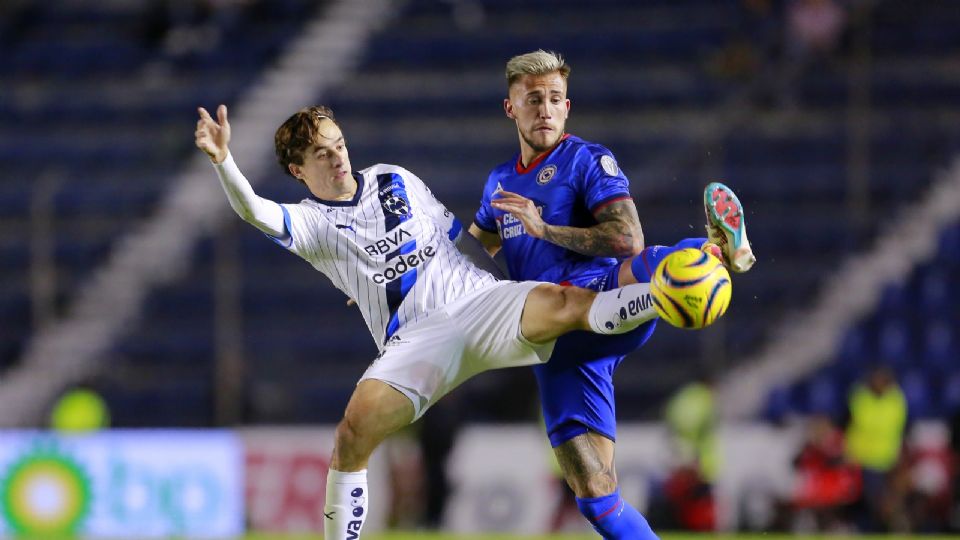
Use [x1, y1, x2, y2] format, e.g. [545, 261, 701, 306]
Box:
[537, 164, 557, 185]
[600, 155, 619, 177]
[383, 194, 409, 216]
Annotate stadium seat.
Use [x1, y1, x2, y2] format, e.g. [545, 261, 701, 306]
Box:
[901, 369, 937, 419]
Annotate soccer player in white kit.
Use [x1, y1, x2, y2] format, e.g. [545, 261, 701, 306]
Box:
[195, 104, 658, 540]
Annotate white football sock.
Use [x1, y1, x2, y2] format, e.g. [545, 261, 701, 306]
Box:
[324, 469, 368, 540]
[588, 282, 658, 335]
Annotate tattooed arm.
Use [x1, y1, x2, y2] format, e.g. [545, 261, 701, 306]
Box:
[490, 191, 643, 258]
[543, 198, 643, 258]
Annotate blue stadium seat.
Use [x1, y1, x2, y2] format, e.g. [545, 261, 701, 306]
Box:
[922, 318, 955, 374]
[901, 369, 937, 419]
[913, 267, 949, 315]
[837, 326, 872, 370]
[806, 372, 843, 418]
[941, 372, 960, 415]
[877, 283, 909, 314]
[877, 317, 915, 369]
[937, 223, 960, 265]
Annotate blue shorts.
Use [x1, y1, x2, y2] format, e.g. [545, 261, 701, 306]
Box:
[534, 245, 683, 447]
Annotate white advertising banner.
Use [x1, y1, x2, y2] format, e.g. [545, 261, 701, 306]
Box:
[444, 423, 803, 532]
[0, 430, 243, 538]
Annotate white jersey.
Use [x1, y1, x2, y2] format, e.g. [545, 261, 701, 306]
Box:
[271, 164, 499, 347]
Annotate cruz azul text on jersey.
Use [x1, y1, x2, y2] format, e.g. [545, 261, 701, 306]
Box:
[498, 205, 544, 239]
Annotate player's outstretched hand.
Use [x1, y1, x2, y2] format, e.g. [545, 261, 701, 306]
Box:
[195, 104, 231, 164]
[490, 190, 547, 238]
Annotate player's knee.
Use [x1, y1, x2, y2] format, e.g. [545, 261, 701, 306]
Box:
[334, 417, 359, 451]
[333, 416, 368, 469]
[568, 471, 618, 499]
[522, 284, 597, 342]
[554, 286, 594, 327]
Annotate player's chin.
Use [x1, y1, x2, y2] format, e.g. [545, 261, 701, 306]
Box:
[529, 130, 560, 151]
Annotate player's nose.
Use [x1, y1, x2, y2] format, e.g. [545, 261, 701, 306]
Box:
[334, 151, 350, 170]
[535, 101, 552, 117]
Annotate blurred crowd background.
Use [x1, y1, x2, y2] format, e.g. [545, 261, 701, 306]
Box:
[1, 0, 959, 536]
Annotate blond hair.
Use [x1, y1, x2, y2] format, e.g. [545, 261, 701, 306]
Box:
[505, 49, 571, 88]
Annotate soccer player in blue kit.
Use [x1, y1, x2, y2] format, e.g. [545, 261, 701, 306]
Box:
[468, 50, 756, 539]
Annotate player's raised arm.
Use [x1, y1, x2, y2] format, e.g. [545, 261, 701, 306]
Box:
[195, 105, 287, 239]
[195, 105, 231, 164]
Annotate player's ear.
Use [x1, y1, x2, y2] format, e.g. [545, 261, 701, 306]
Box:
[288, 163, 302, 180]
[503, 98, 515, 120]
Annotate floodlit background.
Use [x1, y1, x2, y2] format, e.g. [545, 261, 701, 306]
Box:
[0, 0, 958, 537]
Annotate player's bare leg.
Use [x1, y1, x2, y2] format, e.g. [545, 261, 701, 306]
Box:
[520, 282, 657, 343]
[325, 379, 414, 540]
[555, 431, 659, 538]
[520, 284, 594, 340]
[331, 379, 413, 470]
[554, 431, 617, 496]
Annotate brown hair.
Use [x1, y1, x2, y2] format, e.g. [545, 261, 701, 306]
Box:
[274, 105, 339, 182]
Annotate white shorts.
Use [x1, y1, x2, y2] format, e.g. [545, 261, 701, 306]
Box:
[359, 281, 555, 420]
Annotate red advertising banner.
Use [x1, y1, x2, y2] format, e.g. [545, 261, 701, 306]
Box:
[241, 428, 388, 533]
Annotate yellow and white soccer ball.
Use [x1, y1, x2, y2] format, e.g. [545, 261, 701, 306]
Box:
[650, 248, 732, 329]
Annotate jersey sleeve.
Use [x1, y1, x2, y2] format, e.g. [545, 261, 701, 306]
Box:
[214, 152, 287, 237]
[578, 145, 632, 214]
[264, 204, 294, 250]
[272, 202, 329, 263]
[397, 166, 463, 242]
[473, 173, 499, 234]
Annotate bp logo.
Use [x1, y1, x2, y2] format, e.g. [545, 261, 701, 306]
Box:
[0, 441, 92, 535]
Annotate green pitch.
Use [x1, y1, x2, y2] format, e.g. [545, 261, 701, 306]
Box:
[244, 534, 959, 540]
[21, 533, 959, 540]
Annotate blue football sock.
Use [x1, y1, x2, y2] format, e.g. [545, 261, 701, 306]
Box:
[630, 237, 707, 282]
[576, 488, 659, 540]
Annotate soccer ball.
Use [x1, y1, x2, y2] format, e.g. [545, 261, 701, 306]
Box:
[650, 248, 732, 329]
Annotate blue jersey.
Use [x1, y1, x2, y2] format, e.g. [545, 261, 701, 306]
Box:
[474, 134, 632, 284]
[475, 133, 655, 447]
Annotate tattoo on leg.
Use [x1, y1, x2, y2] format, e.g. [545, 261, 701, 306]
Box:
[554, 434, 617, 497]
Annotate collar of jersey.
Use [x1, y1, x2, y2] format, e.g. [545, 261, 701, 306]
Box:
[515, 133, 571, 175]
[309, 172, 364, 207]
